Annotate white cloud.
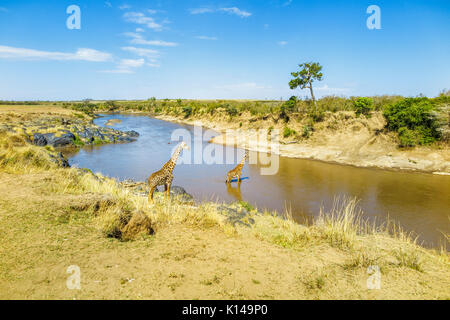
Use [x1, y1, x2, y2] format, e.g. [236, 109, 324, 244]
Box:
[283, 0, 293, 7]
[135, 28, 145, 33]
[74, 48, 112, 62]
[119, 4, 131, 10]
[0, 45, 112, 62]
[120, 58, 145, 68]
[278, 41, 288, 46]
[147, 9, 158, 14]
[101, 58, 145, 74]
[123, 12, 162, 31]
[121, 46, 160, 59]
[196, 36, 218, 41]
[190, 7, 252, 18]
[123, 32, 178, 47]
[144, 40, 178, 47]
[219, 7, 252, 18]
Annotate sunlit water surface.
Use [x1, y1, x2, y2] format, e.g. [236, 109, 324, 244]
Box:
[66, 114, 450, 248]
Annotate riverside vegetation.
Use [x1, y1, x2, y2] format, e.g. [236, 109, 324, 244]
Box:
[0, 104, 449, 299]
[59, 91, 450, 148]
[47, 90, 450, 173]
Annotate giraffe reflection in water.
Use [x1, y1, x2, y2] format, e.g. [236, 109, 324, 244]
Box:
[226, 181, 243, 201]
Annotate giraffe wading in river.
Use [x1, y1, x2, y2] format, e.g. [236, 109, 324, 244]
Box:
[147, 142, 189, 204]
[226, 151, 249, 184]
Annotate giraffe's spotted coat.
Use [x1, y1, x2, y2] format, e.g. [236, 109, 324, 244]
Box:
[226, 151, 248, 184]
[147, 142, 188, 203]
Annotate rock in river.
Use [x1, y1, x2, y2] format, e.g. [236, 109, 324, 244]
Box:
[45, 132, 76, 147]
[126, 130, 140, 138]
[32, 133, 47, 146]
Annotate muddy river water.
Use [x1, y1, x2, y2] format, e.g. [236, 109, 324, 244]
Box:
[66, 114, 450, 248]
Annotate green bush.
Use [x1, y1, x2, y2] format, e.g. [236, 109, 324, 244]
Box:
[317, 96, 353, 112]
[283, 126, 297, 138]
[182, 105, 192, 118]
[397, 128, 419, 147]
[383, 98, 440, 147]
[225, 105, 239, 117]
[238, 201, 254, 212]
[354, 97, 374, 116]
[73, 135, 85, 147]
[278, 96, 297, 123]
[284, 96, 297, 113]
[302, 124, 314, 138]
[309, 109, 325, 122]
[70, 102, 98, 116]
[105, 100, 118, 111]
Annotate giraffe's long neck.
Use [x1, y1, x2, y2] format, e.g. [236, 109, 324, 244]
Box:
[167, 144, 183, 172]
[239, 152, 248, 165]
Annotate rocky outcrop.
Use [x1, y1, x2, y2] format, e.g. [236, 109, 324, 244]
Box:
[120, 180, 194, 203]
[156, 185, 194, 203]
[3, 116, 140, 148]
[217, 204, 256, 227]
[48, 152, 70, 168]
[32, 133, 47, 146]
[120, 179, 257, 227]
[39, 132, 76, 147]
[126, 130, 139, 138]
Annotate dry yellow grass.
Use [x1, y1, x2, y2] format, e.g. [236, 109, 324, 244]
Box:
[0, 104, 75, 115]
[0, 130, 449, 300]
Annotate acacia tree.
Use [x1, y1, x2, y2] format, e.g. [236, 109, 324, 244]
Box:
[289, 62, 323, 110]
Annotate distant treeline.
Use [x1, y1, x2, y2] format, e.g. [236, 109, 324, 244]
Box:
[0, 101, 44, 105]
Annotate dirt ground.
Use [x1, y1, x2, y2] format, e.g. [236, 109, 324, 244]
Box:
[0, 171, 448, 300]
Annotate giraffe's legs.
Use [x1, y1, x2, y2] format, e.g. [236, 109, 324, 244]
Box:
[164, 183, 172, 200]
[148, 186, 156, 204]
[166, 183, 172, 200]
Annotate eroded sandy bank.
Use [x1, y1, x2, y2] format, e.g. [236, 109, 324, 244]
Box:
[154, 113, 450, 175]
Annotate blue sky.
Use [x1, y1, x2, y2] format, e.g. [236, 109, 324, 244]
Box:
[0, 0, 449, 100]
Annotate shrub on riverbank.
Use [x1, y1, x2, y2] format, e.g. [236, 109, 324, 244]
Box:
[283, 126, 297, 138]
[57, 94, 445, 124]
[354, 97, 374, 117]
[383, 97, 441, 147]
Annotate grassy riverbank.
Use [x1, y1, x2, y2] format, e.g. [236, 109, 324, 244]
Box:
[0, 105, 449, 299]
[49, 94, 450, 173]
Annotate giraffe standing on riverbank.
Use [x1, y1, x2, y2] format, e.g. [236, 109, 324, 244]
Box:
[226, 151, 249, 184]
[147, 142, 189, 204]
